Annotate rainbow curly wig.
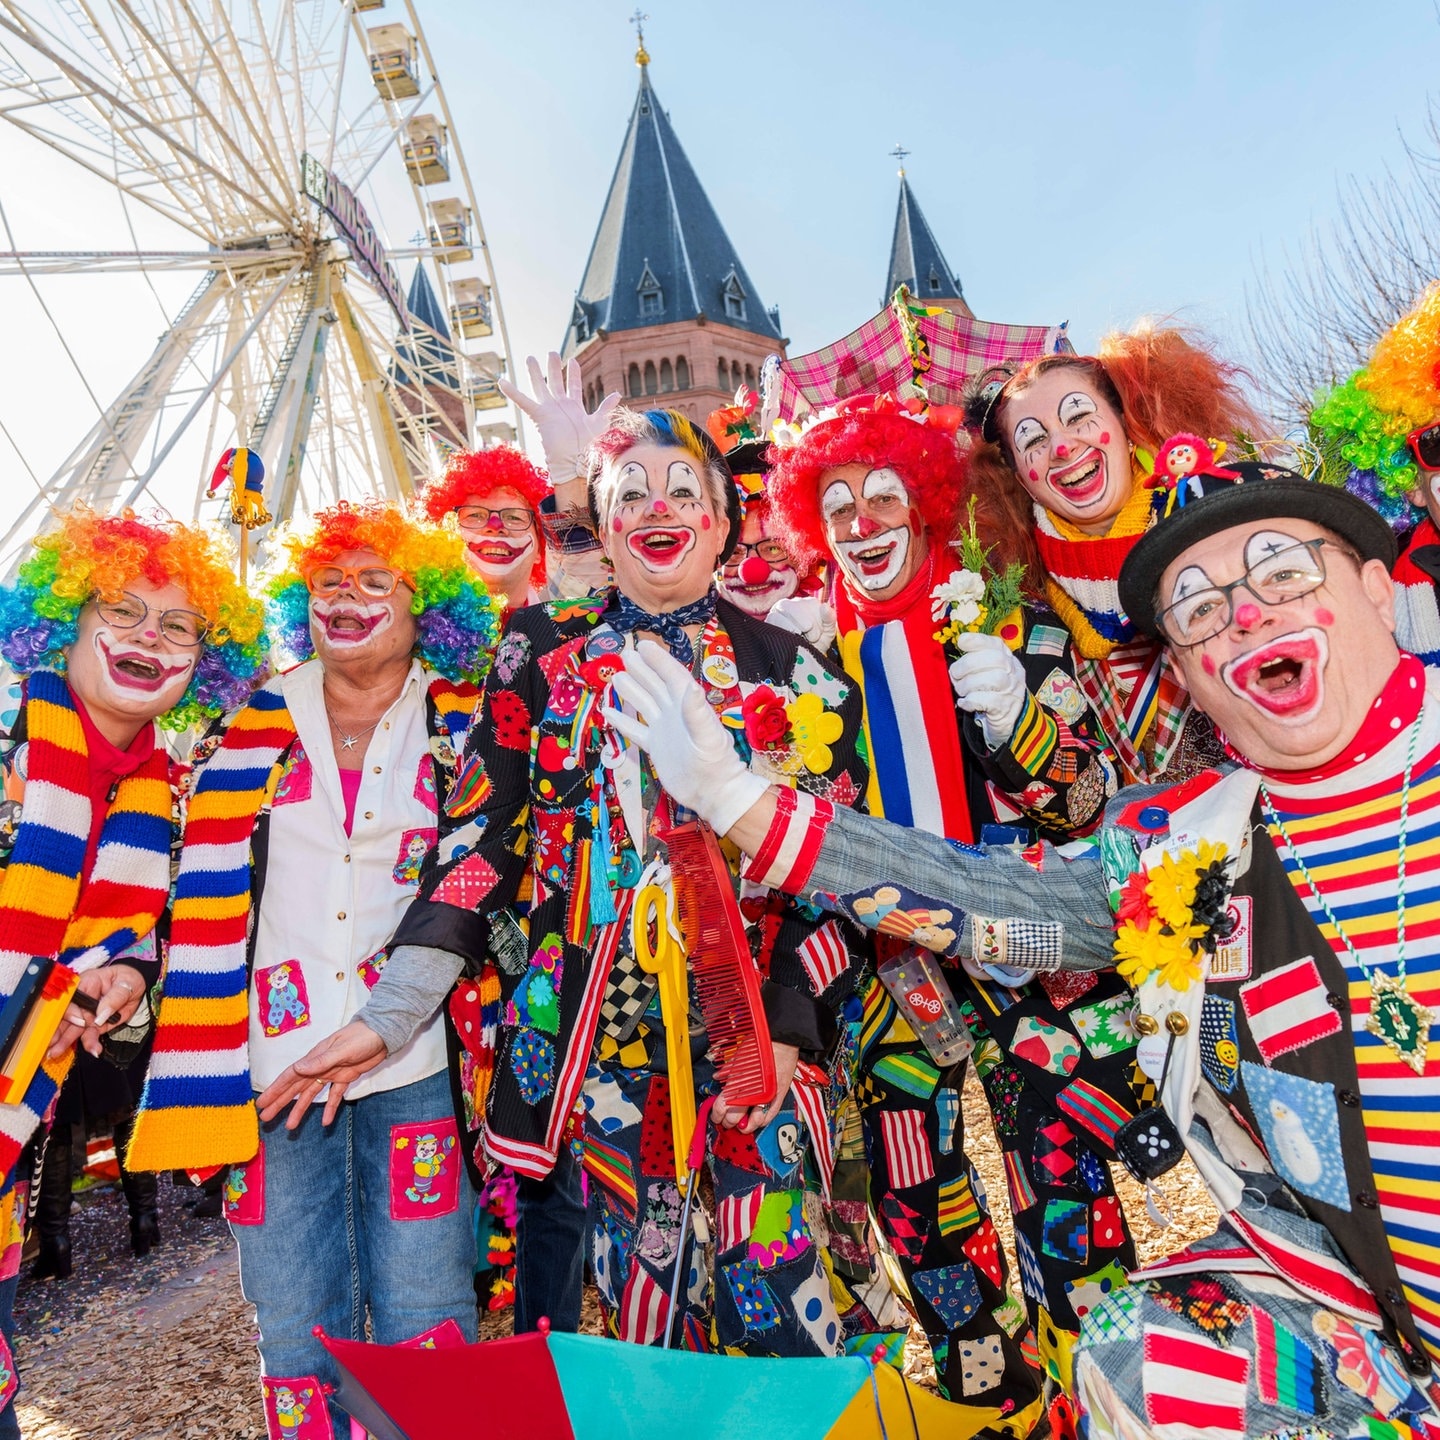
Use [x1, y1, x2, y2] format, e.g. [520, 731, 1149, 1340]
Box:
[266, 499, 500, 682]
[417, 446, 552, 587]
[765, 395, 967, 569]
[0, 508, 268, 729]
[1311, 284, 1440, 528]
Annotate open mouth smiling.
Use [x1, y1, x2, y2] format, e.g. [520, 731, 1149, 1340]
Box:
[1047, 448, 1108, 507]
[1223, 628, 1328, 720]
[97, 636, 192, 693]
[627, 527, 695, 568]
[313, 599, 391, 646]
[467, 537, 531, 566]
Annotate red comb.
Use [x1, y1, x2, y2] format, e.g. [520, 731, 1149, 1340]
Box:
[660, 817, 776, 1108]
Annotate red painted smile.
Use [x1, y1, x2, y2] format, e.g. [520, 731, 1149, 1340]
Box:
[1046, 448, 1108, 508]
[626, 526, 695, 569]
[1224, 628, 1328, 720]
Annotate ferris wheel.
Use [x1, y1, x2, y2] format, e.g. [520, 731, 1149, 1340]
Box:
[0, 0, 521, 559]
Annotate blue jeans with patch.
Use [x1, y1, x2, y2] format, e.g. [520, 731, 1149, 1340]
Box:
[231, 1070, 477, 1437]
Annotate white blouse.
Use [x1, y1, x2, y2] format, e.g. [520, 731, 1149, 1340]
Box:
[248, 658, 447, 1100]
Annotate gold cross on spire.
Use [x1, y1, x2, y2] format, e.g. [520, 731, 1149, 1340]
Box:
[891, 143, 911, 177]
[631, 8, 650, 66]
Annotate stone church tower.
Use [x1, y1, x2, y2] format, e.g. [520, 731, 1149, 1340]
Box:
[561, 33, 786, 421]
[883, 153, 973, 320]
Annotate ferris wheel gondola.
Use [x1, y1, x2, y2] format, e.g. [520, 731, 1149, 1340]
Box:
[0, 0, 521, 562]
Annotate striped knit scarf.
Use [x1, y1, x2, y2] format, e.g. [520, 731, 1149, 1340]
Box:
[1035, 480, 1161, 660]
[1393, 518, 1440, 667]
[128, 669, 479, 1171]
[0, 670, 171, 1185]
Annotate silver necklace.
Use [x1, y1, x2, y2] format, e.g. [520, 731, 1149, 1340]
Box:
[324, 707, 383, 752]
[1259, 712, 1430, 1074]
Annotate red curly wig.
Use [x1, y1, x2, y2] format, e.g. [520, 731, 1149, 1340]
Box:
[766, 401, 968, 570]
[967, 324, 1267, 587]
[418, 445, 551, 587]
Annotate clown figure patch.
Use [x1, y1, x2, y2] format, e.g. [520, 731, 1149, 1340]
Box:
[255, 961, 310, 1037]
[389, 1119, 460, 1219]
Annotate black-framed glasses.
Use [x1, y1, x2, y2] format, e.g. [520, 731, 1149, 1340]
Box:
[1154, 538, 1348, 648]
[455, 504, 534, 533]
[95, 594, 209, 647]
[1408, 422, 1440, 472]
[728, 539, 789, 565]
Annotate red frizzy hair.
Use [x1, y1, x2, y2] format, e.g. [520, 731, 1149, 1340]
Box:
[966, 323, 1268, 588]
[766, 407, 968, 569]
[418, 446, 551, 587]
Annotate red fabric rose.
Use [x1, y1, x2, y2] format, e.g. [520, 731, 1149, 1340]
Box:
[742, 686, 791, 750]
[1115, 870, 1155, 929]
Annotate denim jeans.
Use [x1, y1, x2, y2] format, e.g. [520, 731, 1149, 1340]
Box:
[513, 1142, 586, 1334]
[231, 1070, 476, 1437]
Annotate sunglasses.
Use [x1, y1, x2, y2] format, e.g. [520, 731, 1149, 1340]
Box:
[305, 565, 411, 598]
[1408, 423, 1440, 472]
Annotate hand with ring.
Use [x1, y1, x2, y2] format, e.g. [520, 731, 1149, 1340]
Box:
[47, 963, 148, 1060]
[711, 1041, 801, 1133]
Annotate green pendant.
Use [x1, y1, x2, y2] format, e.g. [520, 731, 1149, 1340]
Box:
[1367, 971, 1433, 1075]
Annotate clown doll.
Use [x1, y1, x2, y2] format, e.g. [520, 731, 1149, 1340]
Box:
[1310, 282, 1440, 666]
[764, 395, 1139, 1427]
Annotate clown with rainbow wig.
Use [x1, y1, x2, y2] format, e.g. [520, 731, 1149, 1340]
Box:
[127, 499, 498, 1438]
[1311, 283, 1440, 666]
[0, 506, 265, 1424]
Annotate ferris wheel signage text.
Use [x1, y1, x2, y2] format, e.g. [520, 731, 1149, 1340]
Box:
[300, 152, 407, 325]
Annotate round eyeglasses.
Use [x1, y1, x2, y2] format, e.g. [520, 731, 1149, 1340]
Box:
[1154, 538, 1347, 648]
[306, 565, 409, 599]
[95, 594, 208, 647]
[729, 539, 789, 565]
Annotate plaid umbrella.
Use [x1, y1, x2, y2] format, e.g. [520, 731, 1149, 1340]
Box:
[777, 288, 1067, 419]
[317, 1323, 1005, 1439]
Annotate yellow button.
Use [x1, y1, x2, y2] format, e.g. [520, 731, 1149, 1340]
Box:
[344, 854, 351, 863]
[337, 911, 347, 920]
[1134, 1013, 1160, 1036]
[372, 765, 382, 775]
[335, 971, 344, 982]
[364, 811, 374, 820]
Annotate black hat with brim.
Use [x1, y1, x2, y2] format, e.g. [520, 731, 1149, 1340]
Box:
[1117, 462, 1398, 637]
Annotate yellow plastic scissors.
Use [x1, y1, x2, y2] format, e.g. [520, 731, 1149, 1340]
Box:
[634, 881, 697, 1191]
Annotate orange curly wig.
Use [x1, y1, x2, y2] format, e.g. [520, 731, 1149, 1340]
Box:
[967, 324, 1266, 585]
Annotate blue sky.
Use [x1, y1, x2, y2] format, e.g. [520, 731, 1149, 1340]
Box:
[0, 1, 1437, 527]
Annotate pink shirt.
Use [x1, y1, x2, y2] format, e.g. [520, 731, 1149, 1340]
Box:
[338, 766, 362, 837]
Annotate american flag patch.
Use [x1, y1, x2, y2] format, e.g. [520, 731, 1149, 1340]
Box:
[793, 1078, 836, 1200]
[1239, 955, 1342, 1063]
[618, 1263, 671, 1346]
[716, 1184, 764, 1254]
[879, 1109, 934, 1189]
[798, 921, 851, 995]
[1142, 1324, 1249, 1437]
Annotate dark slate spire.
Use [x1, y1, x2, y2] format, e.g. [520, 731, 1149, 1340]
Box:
[884, 168, 965, 308]
[562, 49, 782, 355]
[396, 264, 458, 388]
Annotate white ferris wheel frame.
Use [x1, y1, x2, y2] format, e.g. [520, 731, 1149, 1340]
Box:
[0, 0, 521, 561]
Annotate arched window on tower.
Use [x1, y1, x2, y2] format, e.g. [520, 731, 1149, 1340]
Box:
[717, 358, 729, 390]
[676, 356, 690, 390]
[660, 359, 674, 392]
[644, 361, 658, 395]
[628, 364, 642, 398]
[744, 363, 756, 389]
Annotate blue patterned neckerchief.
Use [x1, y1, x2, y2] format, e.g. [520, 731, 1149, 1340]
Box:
[608, 586, 718, 665]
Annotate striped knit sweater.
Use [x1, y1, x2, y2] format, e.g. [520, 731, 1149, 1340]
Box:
[1262, 658, 1440, 1361]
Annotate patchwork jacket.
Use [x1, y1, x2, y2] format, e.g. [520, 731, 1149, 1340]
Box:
[744, 762, 1434, 1379]
[391, 594, 868, 1181]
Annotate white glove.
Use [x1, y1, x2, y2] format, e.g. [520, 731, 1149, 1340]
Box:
[497, 352, 620, 481]
[766, 596, 837, 652]
[603, 642, 770, 834]
[948, 631, 1027, 749]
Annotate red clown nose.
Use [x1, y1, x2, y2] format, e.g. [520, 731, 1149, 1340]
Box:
[739, 554, 771, 585]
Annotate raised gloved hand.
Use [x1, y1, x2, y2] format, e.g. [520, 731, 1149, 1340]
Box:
[948, 631, 1027, 749]
[497, 352, 620, 481]
[766, 596, 837, 652]
[604, 642, 769, 834]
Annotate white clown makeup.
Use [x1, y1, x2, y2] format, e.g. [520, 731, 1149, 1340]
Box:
[822, 464, 923, 599]
[65, 578, 199, 736]
[718, 508, 800, 618]
[307, 547, 418, 668]
[1161, 517, 1401, 772]
[1002, 368, 1133, 533]
[454, 485, 537, 586]
[595, 441, 726, 612]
